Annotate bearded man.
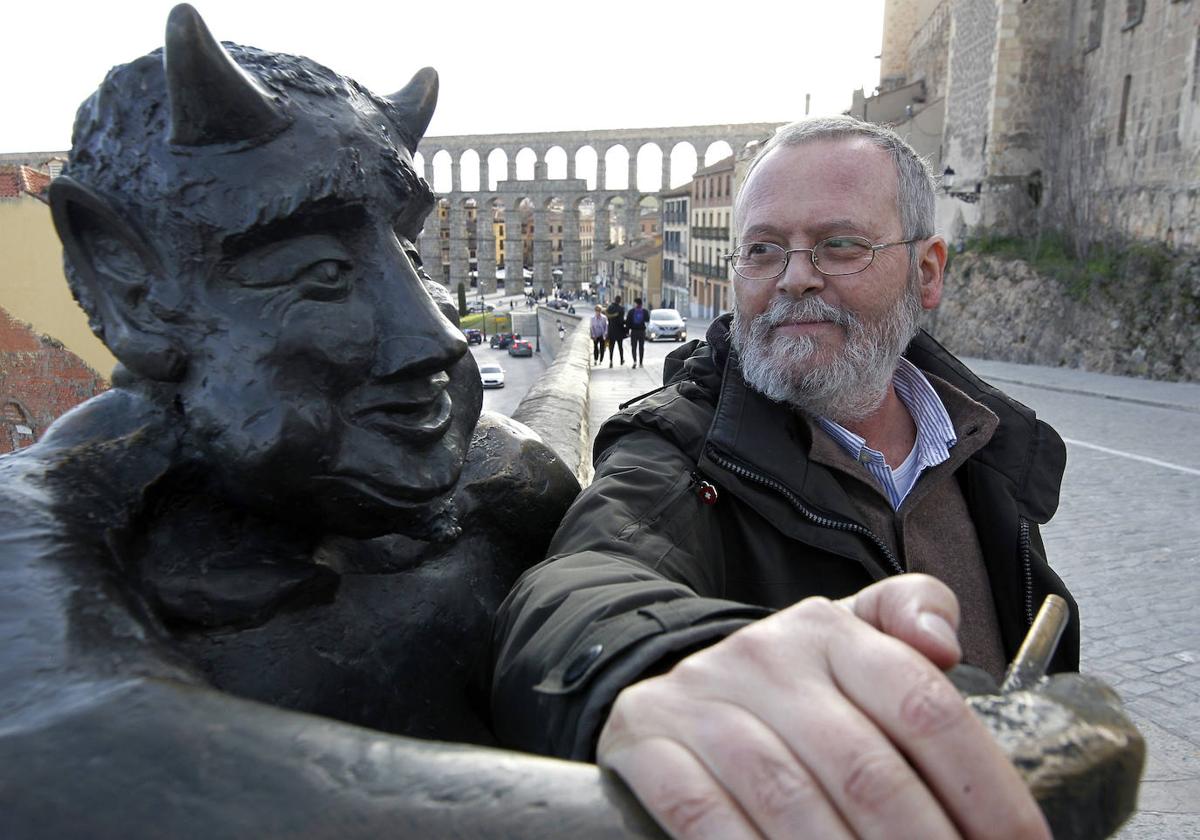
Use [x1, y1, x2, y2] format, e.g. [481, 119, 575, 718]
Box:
[492, 117, 1078, 838]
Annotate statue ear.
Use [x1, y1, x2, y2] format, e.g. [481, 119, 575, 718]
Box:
[49, 176, 187, 382]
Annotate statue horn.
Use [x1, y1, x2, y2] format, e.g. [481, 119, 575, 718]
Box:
[386, 67, 439, 154]
[164, 3, 289, 147]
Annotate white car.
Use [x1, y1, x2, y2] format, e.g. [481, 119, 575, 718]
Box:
[647, 308, 688, 342]
[478, 362, 505, 389]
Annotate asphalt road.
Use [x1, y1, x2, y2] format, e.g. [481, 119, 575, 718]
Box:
[469, 339, 547, 417]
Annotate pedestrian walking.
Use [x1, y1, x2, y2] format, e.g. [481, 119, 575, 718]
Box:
[605, 296, 626, 367]
[557, 319, 565, 341]
[625, 297, 648, 369]
[590, 304, 608, 364]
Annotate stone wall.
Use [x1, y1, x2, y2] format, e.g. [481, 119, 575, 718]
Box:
[930, 252, 1200, 381]
[907, 0, 953, 103]
[0, 306, 108, 453]
[511, 310, 591, 482]
[1078, 0, 1200, 248]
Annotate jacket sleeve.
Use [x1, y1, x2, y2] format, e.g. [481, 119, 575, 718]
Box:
[490, 421, 769, 761]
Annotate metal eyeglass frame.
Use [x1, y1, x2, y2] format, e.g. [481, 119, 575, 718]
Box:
[723, 236, 924, 280]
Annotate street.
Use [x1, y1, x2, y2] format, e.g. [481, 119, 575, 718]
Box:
[470, 339, 548, 417]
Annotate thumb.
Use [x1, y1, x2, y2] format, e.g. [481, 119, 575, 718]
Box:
[839, 573, 963, 669]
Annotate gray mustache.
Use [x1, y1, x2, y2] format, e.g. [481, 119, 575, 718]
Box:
[757, 296, 859, 330]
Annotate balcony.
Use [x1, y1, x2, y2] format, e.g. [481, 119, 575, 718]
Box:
[691, 264, 728, 280]
[692, 227, 730, 242]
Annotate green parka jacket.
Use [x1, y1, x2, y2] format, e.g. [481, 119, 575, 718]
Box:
[491, 316, 1079, 760]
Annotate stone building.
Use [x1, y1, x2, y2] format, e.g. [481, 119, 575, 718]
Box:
[857, 0, 1199, 250]
[414, 124, 779, 298]
[620, 237, 664, 308]
[0, 305, 107, 454]
[660, 183, 691, 313]
[689, 156, 736, 319]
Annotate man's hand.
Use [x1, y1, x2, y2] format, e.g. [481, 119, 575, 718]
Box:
[596, 574, 1050, 839]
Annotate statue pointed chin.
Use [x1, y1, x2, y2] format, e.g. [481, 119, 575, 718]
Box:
[164, 3, 290, 148]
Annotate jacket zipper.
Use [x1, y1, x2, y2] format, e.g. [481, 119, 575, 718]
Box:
[705, 446, 904, 577]
[1018, 516, 1034, 627]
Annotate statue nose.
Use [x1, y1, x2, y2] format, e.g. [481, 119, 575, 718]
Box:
[372, 320, 467, 380]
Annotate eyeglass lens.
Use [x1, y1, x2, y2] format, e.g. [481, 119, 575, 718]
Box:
[733, 238, 875, 278]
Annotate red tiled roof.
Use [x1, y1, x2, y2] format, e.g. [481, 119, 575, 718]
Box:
[0, 165, 52, 203]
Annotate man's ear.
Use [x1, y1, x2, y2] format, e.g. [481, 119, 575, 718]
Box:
[917, 235, 948, 310]
[49, 176, 187, 382]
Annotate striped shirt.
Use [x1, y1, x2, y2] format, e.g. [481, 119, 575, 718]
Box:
[818, 357, 957, 509]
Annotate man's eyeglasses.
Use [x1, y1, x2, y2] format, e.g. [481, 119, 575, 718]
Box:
[724, 236, 923, 281]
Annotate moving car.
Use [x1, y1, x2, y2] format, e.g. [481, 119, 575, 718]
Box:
[508, 339, 534, 357]
[490, 332, 517, 349]
[478, 361, 505, 388]
[463, 328, 483, 345]
[647, 308, 688, 342]
[466, 302, 495, 314]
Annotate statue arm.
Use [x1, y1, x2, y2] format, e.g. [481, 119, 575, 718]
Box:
[0, 676, 666, 839]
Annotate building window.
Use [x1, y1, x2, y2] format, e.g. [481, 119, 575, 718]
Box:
[1122, 0, 1144, 28]
[1117, 74, 1132, 145]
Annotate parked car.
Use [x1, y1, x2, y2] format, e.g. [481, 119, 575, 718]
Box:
[490, 332, 517, 349]
[478, 361, 505, 389]
[647, 308, 688, 342]
[507, 339, 534, 357]
[463, 328, 482, 345]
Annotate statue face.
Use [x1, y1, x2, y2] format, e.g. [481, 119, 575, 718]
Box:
[174, 95, 480, 537]
[53, 10, 478, 538]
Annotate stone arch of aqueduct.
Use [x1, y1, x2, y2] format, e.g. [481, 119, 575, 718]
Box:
[414, 123, 780, 294]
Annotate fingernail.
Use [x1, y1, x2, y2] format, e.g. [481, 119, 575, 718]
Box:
[918, 611, 960, 653]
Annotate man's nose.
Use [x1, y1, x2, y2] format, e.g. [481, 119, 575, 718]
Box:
[775, 249, 825, 297]
[372, 277, 468, 380]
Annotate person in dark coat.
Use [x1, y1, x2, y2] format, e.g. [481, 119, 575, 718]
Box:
[625, 297, 648, 368]
[492, 116, 1074, 839]
[605, 296, 626, 367]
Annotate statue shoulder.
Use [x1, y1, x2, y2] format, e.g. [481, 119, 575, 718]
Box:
[454, 411, 580, 553]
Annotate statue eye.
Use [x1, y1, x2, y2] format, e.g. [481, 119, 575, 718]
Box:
[295, 259, 351, 301]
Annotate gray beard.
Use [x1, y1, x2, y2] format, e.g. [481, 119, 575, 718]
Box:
[730, 284, 922, 423]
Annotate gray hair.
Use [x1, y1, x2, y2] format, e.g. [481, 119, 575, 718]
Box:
[735, 116, 936, 243]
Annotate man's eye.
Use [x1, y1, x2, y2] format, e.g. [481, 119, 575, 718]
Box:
[295, 259, 351, 300]
[823, 237, 860, 250]
[745, 243, 776, 256]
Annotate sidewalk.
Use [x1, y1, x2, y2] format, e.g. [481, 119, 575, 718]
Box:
[961, 356, 1200, 413]
[586, 317, 713, 456]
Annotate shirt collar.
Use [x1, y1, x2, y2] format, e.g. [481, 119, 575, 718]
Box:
[818, 357, 958, 469]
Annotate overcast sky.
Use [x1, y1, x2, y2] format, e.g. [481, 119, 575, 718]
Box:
[3, 0, 885, 153]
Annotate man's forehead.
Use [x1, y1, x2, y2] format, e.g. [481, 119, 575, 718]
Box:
[741, 139, 899, 225]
